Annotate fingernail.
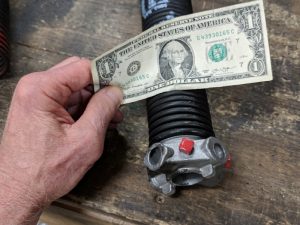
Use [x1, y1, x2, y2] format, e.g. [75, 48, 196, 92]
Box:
[102, 86, 123, 106]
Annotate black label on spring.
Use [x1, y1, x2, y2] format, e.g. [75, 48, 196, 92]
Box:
[140, 0, 192, 30]
[141, 0, 171, 19]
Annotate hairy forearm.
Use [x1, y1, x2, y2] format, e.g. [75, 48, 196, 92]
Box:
[0, 148, 44, 225]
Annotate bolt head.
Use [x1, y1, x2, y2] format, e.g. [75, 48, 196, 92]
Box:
[179, 138, 194, 155]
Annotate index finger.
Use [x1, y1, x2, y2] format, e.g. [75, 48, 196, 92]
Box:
[41, 59, 92, 105]
[47, 58, 92, 92]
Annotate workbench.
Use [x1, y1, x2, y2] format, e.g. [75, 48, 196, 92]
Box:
[0, 0, 299, 224]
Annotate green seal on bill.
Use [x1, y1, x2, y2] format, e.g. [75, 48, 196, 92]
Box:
[208, 44, 227, 62]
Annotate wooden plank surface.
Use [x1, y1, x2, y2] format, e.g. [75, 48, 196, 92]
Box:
[0, 0, 299, 224]
[39, 204, 114, 225]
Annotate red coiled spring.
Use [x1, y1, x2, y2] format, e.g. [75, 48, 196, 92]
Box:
[0, 0, 9, 77]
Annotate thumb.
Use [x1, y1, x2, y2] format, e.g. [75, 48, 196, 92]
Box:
[73, 86, 123, 136]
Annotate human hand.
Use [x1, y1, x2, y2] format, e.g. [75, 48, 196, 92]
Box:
[0, 57, 123, 225]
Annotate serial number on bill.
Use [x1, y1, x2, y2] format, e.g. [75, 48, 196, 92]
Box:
[197, 29, 235, 41]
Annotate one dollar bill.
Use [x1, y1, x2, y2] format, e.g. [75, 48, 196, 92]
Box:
[92, 0, 272, 104]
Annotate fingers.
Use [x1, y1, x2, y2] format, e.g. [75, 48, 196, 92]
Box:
[48, 56, 81, 71]
[47, 58, 92, 92]
[66, 89, 92, 119]
[67, 89, 92, 108]
[108, 110, 124, 129]
[73, 86, 123, 136]
[41, 59, 92, 105]
[111, 110, 123, 123]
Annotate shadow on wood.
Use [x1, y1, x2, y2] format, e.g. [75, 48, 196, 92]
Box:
[71, 130, 128, 199]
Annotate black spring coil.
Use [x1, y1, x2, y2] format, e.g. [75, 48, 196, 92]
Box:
[141, 0, 215, 146]
[141, 0, 193, 30]
[0, 0, 9, 77]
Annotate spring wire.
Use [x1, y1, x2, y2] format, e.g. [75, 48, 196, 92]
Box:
[0, 0, 9, 77]
[141, 0, 215, 145]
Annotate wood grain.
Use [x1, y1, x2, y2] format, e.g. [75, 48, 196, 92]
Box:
[1, 0, 299, 224]
[39, 205, 111, 225]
